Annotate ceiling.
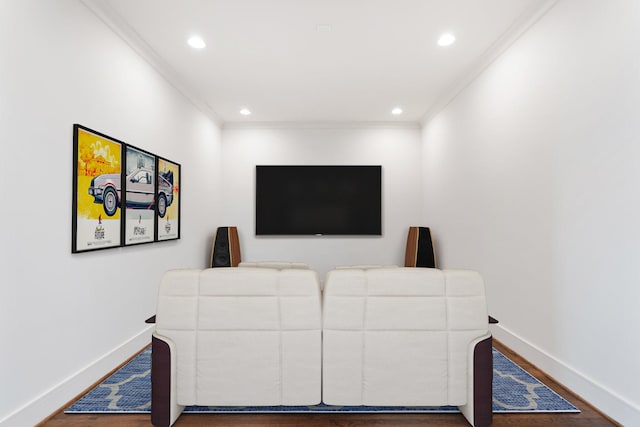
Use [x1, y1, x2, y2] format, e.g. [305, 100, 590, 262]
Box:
[84, 0, 554, 125]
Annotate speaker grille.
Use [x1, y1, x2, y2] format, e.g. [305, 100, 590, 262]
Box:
[416, 227, 435, 268]
[210, 226, 241, 268]
[404, 226, 436, 268]
[213, 252, 230, 267]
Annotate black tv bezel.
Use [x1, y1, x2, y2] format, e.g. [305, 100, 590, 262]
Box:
[255, 165, 382, 236]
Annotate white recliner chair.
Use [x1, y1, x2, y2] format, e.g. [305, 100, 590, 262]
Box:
[238, 261, 310, 269]
[322, 267, 492, 427]
[151, 267, 322, 426]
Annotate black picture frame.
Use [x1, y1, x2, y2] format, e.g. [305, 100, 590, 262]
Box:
[155, 156, 181, 242]
[72, 124, 125, 253]
[123, 144, 157, 246]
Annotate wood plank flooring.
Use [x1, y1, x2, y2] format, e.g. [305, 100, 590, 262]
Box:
[41, 340, 620, 427]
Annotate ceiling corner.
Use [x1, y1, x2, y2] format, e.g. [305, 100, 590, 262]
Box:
[79, 0, 223, 127]
[420, 0, 560, 126]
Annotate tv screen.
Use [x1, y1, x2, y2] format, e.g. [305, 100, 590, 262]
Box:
[256, 165, 382, 236]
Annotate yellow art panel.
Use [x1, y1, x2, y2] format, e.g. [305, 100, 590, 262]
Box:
[76, 130, 121, 220]
[158, 159, 180, 221]
[76, 129, 121, 177]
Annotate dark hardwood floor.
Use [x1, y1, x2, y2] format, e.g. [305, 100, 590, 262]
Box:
[41, 340, 620, 427]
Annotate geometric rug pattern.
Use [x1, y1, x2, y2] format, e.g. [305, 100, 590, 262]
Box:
[66, 346, 579, 414]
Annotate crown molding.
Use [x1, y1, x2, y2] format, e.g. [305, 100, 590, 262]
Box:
[420, 0, 559, 127]
[221, 121, 422, 130]
[80, 0, 223, 127]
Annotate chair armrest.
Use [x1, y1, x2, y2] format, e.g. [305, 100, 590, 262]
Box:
[151, 334, 184, 426]
[459, 333, 493, 427]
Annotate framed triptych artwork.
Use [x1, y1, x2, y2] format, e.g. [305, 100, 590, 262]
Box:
[72, 125, 124, 253]
[72, 124, 181, 253]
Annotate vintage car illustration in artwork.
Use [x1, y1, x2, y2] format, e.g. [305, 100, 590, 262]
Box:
[88, 167, 174, 217]
[156, 170, 175, 219]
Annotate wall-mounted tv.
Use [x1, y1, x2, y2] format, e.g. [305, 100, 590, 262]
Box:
[256, 165, 382, 236]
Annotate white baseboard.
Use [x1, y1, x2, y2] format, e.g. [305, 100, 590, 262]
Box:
[492, 324, 639, 426]
[0, 327, 153, 427]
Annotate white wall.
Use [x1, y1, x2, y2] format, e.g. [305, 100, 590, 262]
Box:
[221, 125, 423, 277]
[422, 0, 640, 424]
[0, 1, 222, 425]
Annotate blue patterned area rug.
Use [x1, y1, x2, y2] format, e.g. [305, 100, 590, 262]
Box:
[65, 347, 579, 414]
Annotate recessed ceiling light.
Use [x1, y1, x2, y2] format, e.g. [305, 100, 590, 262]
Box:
[239, 108, 252, 116]
[187, 36, 206, 49]
[437, 33, 456, 47]
[391, 107, 403, 115]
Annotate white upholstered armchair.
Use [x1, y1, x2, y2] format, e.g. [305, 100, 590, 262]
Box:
[151, 267, 322, 426]
[322, 267, 492, 427]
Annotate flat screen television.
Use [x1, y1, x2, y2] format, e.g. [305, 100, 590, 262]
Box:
[256, 165, 382, 236]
